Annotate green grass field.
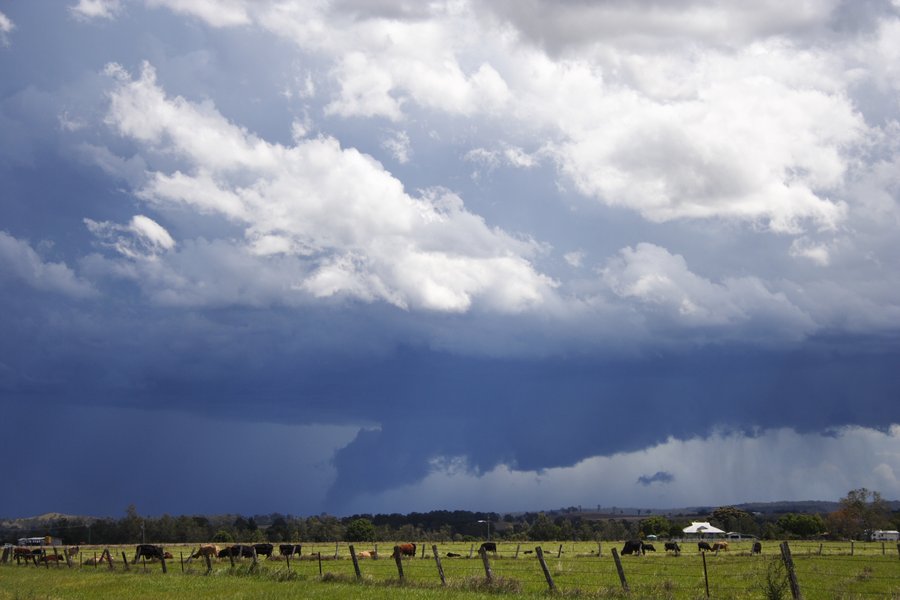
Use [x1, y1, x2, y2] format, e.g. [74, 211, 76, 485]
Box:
[3, 540, 899, 599]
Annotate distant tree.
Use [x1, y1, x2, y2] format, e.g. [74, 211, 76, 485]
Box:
[827, 488, 891, 539]
[345, 518, 376, 542]
[527, 514, 560, 540]
[639, 515, 672, 537]
[212, 530, 234, 543]
[710, 506, 756, 535]
[777, 513, 826, 538]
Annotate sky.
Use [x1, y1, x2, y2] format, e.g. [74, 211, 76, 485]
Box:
[2, 0, 900, 520]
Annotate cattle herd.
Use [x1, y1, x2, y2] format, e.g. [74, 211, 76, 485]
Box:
[4, 538, 763, 567]
[620, 539, 761, 556]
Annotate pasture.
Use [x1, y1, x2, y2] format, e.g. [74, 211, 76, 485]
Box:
[2, 540, 900, 599]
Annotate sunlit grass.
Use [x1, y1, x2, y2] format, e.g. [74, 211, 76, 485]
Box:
[3, 540, 900, 600]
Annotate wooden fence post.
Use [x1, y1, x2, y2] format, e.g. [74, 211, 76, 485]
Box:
[557, 544, 563, 558]
[250, 546, 258, 571]
[121, 551, 129, 571]
[479, 547, 493, 583]
[317, 552, 323, 577]
[227, 550, 234, 568]
[180, 552, 184, 573]
[611, 547, 628, 593]
[598, 542, 602, 557]
[432, 544, 446, 586]
[468, 543, 474, 558]
[780, 541, 803, 600]
[882, 542, 886, 556]
[514, 543, 520, 559]
[850, 541, 854, 556]
[896, 543, 900, 559]
[702, 551, 710, 598]
[394, 550, 405, 581]
[104, 549, 114, 570]
[204, 554, 212, 575]
[349, 545, 361, 580]
[159, 546, 167, 574]
[63, 547, 72, 568]
[536, 547, 556, 592]
[818, 543, 823, 556]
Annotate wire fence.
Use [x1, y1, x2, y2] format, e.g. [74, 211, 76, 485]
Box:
[3, 540, 900, 599]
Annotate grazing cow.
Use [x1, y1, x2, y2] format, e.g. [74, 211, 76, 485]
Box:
[522, 550, 533, 555]
[752, 542, 762, 555]
[191, 545, 219, 560]
[479, 542, 497, 554]
[697, 541, 713, 552]
[391, 543, 416, 559]
[253, 543, 274, 558]
[279, 544, 302, 557]
[446, 552, 462, 557]
[217, 545, 255, 558]
[40, 554, 64, 563]
[621, 540, 644, 555]
[357, 550, 375, 559]
[641, 543, 656, 553]
[66, 547, 79, 557]
[711, 542, 728, 552]
[664, 542, 681, 553]
[14, 547, 42, 563]
[134, 544, 165, 562]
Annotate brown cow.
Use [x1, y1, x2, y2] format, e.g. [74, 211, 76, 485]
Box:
[357, 550, 375, 558]
[712, 542, 728, 552]
[191, 545, 219, 560]
[391, 543, 416, 558]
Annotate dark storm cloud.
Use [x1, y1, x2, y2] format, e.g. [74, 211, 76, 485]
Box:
[638, 471, 675, 486]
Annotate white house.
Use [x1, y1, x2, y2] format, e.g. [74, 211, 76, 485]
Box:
[682, 522, 725, 538]
[871, 530, 900, 542]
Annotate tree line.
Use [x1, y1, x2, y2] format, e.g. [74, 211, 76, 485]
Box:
[3, 489, 896, 546]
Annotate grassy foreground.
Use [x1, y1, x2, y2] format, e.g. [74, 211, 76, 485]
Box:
[2, 540, 900, 599]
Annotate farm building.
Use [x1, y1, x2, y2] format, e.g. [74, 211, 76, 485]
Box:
[682, 522, 725, 538]
[871, 530, 900, 541]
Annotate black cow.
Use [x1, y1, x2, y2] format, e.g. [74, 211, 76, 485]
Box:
[479, 542, 497, 554]
[665, 542, 681, 553]
[280, 544, 302, 557]
[698, 541, 713, 552]
[253, 543, 274, 558]
[641, 543, 656, 553]
[446, 552, 462, 557]
[134, 544, 165, 562]
[621, 540, 644, 555]
[752, 542, 762, 555]
[218, 545, 256, 558]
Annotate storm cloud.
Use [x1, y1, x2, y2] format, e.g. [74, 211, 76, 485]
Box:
[1, 1, 900, 518]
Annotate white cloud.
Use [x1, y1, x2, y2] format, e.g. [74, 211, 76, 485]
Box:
[789, 237, 831, 266]
[0, 10, 14, 46]
[102, 62, 556, 313]
[0, 231, 95, 298]
[145, 0, 250, 28]
[601, 243, 815, 335]
[382, 129, 411, 164]
[349, 425, 900, 513]
[69, 0, 122, 21]
[85, 214, 175, 259]
[564, 251, 584, 268]
[136, 1, 868, 235]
